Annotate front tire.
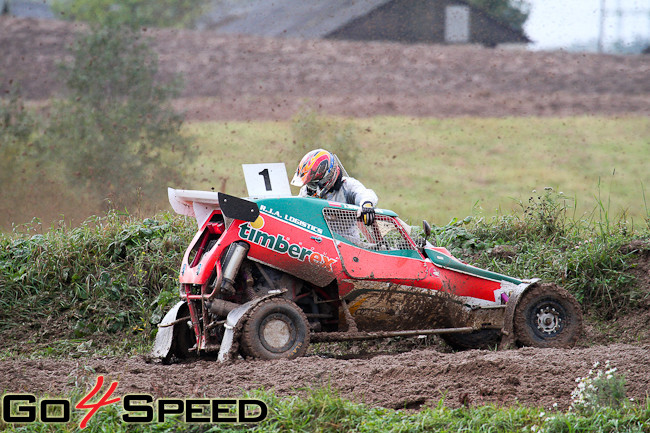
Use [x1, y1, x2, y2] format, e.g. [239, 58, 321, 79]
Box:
[514, 284, 583, 348]
[170, 304, 196, 360]
[240, 298, 310, 360]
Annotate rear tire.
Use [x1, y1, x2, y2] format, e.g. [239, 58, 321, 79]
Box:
[240, 298, 310, 360]
[514, 284, 583, 348]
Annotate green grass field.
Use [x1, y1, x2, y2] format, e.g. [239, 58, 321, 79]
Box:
[184, 116, 650, 228]
[2, 116, 648, 231]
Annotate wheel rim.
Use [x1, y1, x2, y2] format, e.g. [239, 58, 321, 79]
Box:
[260, 313, 296, 353]
[529, 299, 566, 338]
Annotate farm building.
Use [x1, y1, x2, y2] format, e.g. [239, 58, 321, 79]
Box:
[1, 0, 55, 19]
[198, 0, 530, 47]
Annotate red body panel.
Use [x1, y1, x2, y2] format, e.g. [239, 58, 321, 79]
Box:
[336, 242, 428, 280]
[238, 213, 339, 287]
[177, 202, 512, 305]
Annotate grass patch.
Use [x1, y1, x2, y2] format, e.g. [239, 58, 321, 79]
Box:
[3, 116, 649, 231]
[183, 116, 650, 228]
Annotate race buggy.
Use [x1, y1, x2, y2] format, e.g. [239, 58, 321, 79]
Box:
[152, 183, 583, 362]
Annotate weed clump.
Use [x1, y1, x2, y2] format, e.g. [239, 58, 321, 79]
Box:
[0, 212, 194, 356]
[571, 361, 628, 414]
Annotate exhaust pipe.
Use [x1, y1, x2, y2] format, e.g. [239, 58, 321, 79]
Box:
[206, 299, 240, 316]
[220, 241, 249, 296]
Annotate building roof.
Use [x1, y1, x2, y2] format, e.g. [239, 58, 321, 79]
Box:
[197, 0, 392, 37]
[3, 0, 56, 19]
[199, 0, 529, 44]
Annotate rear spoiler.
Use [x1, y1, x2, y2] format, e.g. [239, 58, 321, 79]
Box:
[168, 188, 260, 228]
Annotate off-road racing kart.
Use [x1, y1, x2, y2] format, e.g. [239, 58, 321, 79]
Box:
[152, 187, 583, 362]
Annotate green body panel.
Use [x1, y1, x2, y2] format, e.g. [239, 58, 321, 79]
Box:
[253, 197, 333, 236]
[424, 248, 522, 285]
[252, 196, 398, 238]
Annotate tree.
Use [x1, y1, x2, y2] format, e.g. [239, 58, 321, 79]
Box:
[467, 0, 530, 31]
[44, 24, 195, 209]
[51, 0, 210, 29]
[0, 82, 38, 187]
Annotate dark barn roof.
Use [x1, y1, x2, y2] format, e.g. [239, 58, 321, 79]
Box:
[199, 0, 391, 38]
[199, 0, 530, 45]
[2, 0, 55, 19]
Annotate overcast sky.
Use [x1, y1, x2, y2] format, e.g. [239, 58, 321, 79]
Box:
[524, 0, 650, 49]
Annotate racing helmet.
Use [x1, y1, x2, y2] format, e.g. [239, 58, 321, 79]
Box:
[291, 149, 341, 196]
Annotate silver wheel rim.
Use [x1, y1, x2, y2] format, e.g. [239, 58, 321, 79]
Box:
[262, 319, 291, 349]
[536, 306, 561, 334]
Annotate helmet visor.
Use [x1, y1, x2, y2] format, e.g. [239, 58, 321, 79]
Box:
[291, 172, 306, 187]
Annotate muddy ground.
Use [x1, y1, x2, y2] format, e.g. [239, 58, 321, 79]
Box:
[2, 254, 650, 412]
[0, 343, 649, 411]
[1, 17, 649, 411]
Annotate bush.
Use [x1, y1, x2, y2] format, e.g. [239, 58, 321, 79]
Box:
[456, 189, 645, 317]
[52, 0, 210, 29]
[0, 81, 39, 186]
[43, 24, 195, 210]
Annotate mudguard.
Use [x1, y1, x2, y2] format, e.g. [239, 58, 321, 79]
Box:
[217, 291, 285, 362]
[150, 301, 187, 359]
[499, 278, 540, 349]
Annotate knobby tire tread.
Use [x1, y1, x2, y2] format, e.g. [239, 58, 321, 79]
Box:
[240, 298, 310, 360]
[513, 283, 583, 348]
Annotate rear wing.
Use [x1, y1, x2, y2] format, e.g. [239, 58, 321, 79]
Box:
[168, 188, 259, 228]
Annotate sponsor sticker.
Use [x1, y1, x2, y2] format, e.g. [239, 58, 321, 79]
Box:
[239, 222, 337, 271]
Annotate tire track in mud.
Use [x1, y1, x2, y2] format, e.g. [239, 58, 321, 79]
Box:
[1, 344, 649, 411]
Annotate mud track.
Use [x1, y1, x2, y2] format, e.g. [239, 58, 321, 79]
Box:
[1, 344, 649, 410]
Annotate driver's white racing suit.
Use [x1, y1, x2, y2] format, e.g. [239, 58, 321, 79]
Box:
[299, 177, 378, 244]
[298, 176, 378, 207]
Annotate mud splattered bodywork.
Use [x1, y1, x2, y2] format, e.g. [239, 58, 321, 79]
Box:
[152, 188, 583, 362]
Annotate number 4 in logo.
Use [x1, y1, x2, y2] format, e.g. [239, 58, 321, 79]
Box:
[75, 376, 121, 429]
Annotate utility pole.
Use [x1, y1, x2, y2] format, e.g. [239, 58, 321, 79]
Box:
[598, 0, 606, 53]
[616, 0, 623, 48]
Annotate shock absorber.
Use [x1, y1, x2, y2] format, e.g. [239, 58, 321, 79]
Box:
[220, 241, 249, 296]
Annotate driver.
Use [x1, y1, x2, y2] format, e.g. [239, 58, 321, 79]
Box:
[291, 149, 378, 225]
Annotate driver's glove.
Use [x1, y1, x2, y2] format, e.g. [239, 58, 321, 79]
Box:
[358, 201, 375, 225]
